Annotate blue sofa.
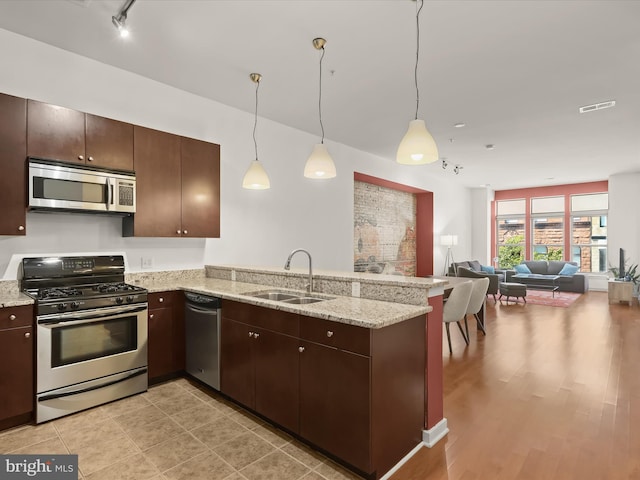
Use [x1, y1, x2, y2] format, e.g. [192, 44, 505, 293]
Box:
[505, 260, 588, 293]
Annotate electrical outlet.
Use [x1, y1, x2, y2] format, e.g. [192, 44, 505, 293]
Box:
[141, 257, 153, 269]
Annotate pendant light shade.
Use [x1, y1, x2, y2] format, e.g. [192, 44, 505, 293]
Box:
[304, 144, 336, 178]
[242, 73, 271, 190]
[242, 160, 270, 189]
[396, 119, 439, 164]
[304, 37, 336, 179]
[396, 0, 439, 166]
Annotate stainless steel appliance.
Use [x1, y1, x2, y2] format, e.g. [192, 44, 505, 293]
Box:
[28, 158, 136, 214]
[184, 292, 221, 390]
[21, 255, 147, 423]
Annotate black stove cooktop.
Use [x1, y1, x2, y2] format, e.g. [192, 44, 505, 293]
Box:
[21, 255, 148, 315]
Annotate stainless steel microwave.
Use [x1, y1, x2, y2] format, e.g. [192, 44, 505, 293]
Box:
[28, 158, 136, 214]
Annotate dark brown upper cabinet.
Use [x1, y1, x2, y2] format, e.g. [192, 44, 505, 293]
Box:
[123, 126, 220, 238]
[0, 93, 27, 235]
[27, 100, 133, 171]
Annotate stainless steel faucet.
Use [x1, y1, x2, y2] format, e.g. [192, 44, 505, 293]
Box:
[284, 249, 313, 293]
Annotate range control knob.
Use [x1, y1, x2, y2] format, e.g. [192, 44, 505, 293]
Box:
[115, 297, 124, 304]
[70, 301, 80, 310]
[57, 303, 68, 311]
[126, 295, 134, 303]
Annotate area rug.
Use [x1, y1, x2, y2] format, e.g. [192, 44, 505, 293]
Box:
[502, 290, 582, 308]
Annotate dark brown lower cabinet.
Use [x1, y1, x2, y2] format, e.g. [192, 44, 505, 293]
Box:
[299, 341, 371, 472]
[148, 291, 184, 382]
[0, 305, 34, 430]
[221, 316, 299, 433]
[221, 300, 427, 479]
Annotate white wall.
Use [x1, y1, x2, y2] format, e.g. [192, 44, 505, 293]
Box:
[608, 172, 640, 267]
[0, 29, 471, 279]
[469, 187, 494, 265]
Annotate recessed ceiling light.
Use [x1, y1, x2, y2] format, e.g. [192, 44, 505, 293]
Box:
[578, 100, 616, 113]
[454, 122, 465, 128]
[485, 144, 495, 150]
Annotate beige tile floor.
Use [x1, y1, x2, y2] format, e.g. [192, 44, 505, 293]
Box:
[0, 378, 364, 480]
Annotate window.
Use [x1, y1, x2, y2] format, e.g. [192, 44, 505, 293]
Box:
[532, 217, 563, 261]
[497, 217, 525, 268]
[571, 215, 607, 272]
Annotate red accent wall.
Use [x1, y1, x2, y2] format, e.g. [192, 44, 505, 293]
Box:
[492, 181, 609, 261]
[354, 172, 434, 276]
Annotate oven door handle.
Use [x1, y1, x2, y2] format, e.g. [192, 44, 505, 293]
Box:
[38, 368, 147, 402]
[106, 176, 113, 210]
[38, 305, 147, 326]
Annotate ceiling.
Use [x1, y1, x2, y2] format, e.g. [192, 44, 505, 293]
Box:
[0, 0, 638, 190]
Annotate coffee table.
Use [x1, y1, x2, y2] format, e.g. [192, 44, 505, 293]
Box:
[512, 274, 560, 297]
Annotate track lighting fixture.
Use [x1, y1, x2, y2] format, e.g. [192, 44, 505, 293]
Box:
[453, 165, 463, 175]
[112, 0, 137, 38]
[242, 73, 271, 190]
[396, 0, 439, 165]
[304, 37, 337, 179]
[441, 158, 448, 169]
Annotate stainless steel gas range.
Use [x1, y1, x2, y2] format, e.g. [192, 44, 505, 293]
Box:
[21, 255, 148, 423]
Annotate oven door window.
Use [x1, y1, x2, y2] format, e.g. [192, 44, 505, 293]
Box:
[33, 177, 107, 204]
[51, 316, 137, 367]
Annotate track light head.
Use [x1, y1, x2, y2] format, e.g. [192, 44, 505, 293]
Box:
[453, 165, 463, 175]
[112, 14, 129, 37]
[441, 158, 448, 169]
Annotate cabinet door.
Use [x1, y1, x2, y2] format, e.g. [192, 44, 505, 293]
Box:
[128, 126, 181, 237]
[253, 328, 299, 432]
[27, 100, 85, 163]
[220, 317, 254, 409]
[0, 326, 33, 421]
[85, 114, 133, 171]
[299, 341, 371, 473]
[180, 137, 220, 238]
[148, 307, 174, 380]
[0, 93, 27, 236]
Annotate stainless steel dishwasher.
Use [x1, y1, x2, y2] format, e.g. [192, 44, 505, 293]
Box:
[184, 292, 221, 390]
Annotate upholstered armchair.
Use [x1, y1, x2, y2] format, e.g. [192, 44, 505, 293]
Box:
[451, 260, 505, 302]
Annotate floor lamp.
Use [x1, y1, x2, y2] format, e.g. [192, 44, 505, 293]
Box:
[441, 234, 458, 275]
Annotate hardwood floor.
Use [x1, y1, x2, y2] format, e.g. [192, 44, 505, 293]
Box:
[393, 291, 640, 480]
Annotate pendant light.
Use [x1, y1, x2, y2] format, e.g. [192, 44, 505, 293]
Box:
[304, 37, 337, 179]
[242, 73, 271, 189]
[396, 0, 439, 165]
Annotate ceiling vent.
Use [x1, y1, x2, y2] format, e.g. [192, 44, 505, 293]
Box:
[579, 100, 616, 113]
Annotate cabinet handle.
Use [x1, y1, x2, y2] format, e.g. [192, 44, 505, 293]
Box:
[248, 331, 254, 337]
[9, 314, 16, 321]
[88, 156, 94, 162]
[18, 225, 24, 231]
[177, 230, 181, 235]
[24, 332, 31, 338]
[183, 230, 188, 235]
[326, 331, 334, 338]
[78, 155, 84, 161]
[254, 333, 260, 339]
[298, 346, 305, 353]
[150, 313, 155, 319]
[158, 298, 164, 303]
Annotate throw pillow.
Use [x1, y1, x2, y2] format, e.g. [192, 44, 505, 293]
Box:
[481, 265, 495, 274]
[558, 263, 579, 275]
[514, 264, 532, 274]
[469, 260, 483, 271]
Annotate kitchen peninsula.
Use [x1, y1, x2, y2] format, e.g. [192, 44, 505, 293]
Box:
[0, 265, 447, 480]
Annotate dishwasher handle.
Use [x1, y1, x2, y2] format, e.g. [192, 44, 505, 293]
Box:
[185, 303, 220, 315]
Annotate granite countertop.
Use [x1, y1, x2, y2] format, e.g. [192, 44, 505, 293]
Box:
[0, 281, 34, 308]
[134, 277, 431, 329]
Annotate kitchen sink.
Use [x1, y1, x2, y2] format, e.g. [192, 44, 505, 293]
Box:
[250, 291, 300, 301]
[281, 297, 325, 304]
[247, 290, 334, 304]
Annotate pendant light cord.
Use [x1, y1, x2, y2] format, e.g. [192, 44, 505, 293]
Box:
[253, 79, 259, 161]
[414, 0, 423, 120]
[318, 46, 326, 144]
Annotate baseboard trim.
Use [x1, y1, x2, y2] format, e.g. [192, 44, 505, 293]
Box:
[422, 417, 449, 447]
[379, 442, 424, 480]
